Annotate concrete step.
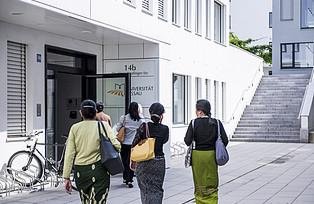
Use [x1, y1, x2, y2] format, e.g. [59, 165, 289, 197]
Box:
[238, 119, 299, 125]
[250, 101, 301, 105]
[237, 123, 300, 128]
[235, 127, 299, 132]
[243, 110, 299, 115]
[230, 137, 300, 143]
[234, 131, 299, 135]
[241, 113, 297, 117]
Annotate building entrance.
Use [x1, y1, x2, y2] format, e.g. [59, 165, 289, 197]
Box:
[45, 46, 130, 161]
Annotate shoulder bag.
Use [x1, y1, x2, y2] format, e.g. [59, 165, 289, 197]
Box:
[130, 123, 155, 162]
[185, 120, 195, 168]
[116, 115, 126, 143]
[98, 121, 124, 175]
[215, 119, 229, 166]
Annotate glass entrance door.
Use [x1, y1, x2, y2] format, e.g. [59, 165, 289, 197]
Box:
[84, 73, 131, 125]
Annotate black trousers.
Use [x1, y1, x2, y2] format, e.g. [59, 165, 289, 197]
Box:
[121, 144, 134, 183]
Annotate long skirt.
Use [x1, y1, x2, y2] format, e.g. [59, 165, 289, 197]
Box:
[74, 161, 110, 204]
[136, 157, 166, 204]
[192, 150, 218, 204]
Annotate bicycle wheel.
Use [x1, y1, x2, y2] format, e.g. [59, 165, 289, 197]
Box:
[7, 150, 43, 186]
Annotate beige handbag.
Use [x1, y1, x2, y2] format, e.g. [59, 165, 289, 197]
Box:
[130, 123, 155, 162]
[116, 116, 126, 143]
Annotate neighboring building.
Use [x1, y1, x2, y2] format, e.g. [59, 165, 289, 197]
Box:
[0, 0, 263, 165]
[272, 0, 314, 74]
[230, 0, 272, 45]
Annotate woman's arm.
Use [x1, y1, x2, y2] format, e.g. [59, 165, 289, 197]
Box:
[63, 127, 76, 179]
[184, 120, 194, 146]
[163, 126, 169, 144]
[218, 120, 229, 147]
[132, 122, 146, 147]
[115, 115, 125, 132]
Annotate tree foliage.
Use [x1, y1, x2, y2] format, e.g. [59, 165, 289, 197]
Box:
[229, 32, 272, 64]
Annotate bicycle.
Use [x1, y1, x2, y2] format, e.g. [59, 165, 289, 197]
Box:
[6, 131, 68, 188]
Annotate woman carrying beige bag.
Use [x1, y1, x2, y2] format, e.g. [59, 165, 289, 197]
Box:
[132, 102, 169, 204]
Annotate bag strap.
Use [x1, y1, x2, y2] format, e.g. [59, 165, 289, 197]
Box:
[216, 119, 221, 139]
[190, 119, 195, 149]
[98, 121, 109, 140]
[123, 115, 126, 126]
[145, 122, 150, 139]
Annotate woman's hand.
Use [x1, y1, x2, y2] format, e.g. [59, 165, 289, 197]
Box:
[64, 178, 72, 194]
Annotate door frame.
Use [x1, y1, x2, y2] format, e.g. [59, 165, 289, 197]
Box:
[83, 73, 131, 114]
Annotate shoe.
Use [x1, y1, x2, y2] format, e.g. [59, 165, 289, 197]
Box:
[123, 180, 127, 184]
[127, 182, 133, 188]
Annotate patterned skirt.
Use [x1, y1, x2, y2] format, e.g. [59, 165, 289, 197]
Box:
[136, 157, 166, 204]
[192, 150, 218, 204]
[74, 161, 110, 204]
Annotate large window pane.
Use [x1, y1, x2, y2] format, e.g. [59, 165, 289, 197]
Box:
[173, 74, 185, 124]
[214, 1, 224, 43]
[295, 43, 314, 68]
[196, 0, 202, 34]
[280, 0, 294, 20]
[281, 44, 293, 68]
[206, 0, 211, 37]
[184, 0, 191, 29]
[301, 0, 314, 28]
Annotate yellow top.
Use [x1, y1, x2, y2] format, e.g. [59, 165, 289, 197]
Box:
[63, 120, 121, 178]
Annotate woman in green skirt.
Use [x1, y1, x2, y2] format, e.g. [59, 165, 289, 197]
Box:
[63, 99, 121, 203]
[184, 99, 228, 204]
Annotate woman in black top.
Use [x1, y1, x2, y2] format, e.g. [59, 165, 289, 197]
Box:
[184, 99, 228, 204]
[132, 102, 169, 204]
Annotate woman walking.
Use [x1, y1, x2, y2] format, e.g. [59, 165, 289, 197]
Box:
[184, 99, 228, 204]
[115, 102, 145, 188]
[63, 99, 121, 203]
[132, 102, 169, 204]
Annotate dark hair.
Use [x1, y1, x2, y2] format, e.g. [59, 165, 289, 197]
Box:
[196, 99, 211, 116]
[128, 102, 140, 121]
[149, 102, 165, 123]
[80, 99, 97, 120]
[96, 101, 104, 113]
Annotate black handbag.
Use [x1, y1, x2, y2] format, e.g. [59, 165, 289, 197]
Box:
[98, 121, 124, 175]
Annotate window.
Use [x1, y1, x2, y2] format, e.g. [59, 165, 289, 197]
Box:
[281, 44, 293, 68]
[280, 0, 293, 20]
[7, 41, 27, 140]
[124, 0, 136, 7]
[222, 82, 226, 121]
[205, 79, 211, 101]
[184, 0, 191, 29]
[214, 1, 225, 43]
[195, 77, 202, 100]
[301, 0, 314, 28]
[206, 0, 211, 38]
[173, 74, 189, 124]
[269, 12, 272, 28]
[281, 42, 314, 68]
[158, 0, 167, 19]
[213, 80, 219, 118]
[196, 0, 202, 34]
[172, 0, 180, 25]
[142, 0, 153, 14]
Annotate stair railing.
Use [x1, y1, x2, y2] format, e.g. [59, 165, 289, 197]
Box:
[298, 68, 314, 142]
[225, 62, 264, 138]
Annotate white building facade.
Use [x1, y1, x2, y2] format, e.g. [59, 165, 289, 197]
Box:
[272, 0, 314, 74]
[0, 0, 263, 165]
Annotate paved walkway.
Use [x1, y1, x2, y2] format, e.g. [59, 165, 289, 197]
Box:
[1, 142, 314, 204]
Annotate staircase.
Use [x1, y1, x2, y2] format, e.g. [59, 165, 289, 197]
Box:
[232, 74, 310, 143]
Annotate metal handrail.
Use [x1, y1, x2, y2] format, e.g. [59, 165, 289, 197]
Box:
[226, 62, 264, 124]
[298, 68, 314, 119]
